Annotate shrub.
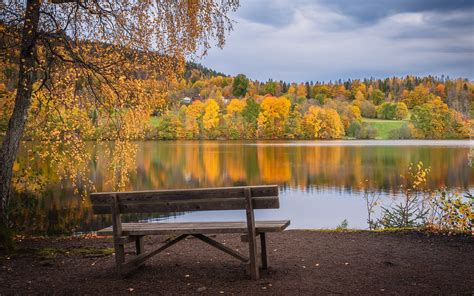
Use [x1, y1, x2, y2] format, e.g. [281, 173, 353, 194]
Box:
[346, 121, 361, 138]
[148, 113, 180, 140]
[357, 123, 378, 139]
[377, 102, 397, 120]
[388, 123, 413, 139]
[363, 162, 473, 233]
[379, 162, 431, 228]
[429, 191, 473, 232]
[359, 100, 377, 118]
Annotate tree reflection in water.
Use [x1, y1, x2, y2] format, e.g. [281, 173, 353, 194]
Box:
[10, 141, 473, 233]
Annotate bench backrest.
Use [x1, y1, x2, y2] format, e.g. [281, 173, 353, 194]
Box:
[91, 185, 279, 215]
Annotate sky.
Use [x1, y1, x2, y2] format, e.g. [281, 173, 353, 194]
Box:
[198, 0, 474, 82]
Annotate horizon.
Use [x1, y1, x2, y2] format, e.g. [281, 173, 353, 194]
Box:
[198, 0, 474, 82]
[189, 61, 473, 84]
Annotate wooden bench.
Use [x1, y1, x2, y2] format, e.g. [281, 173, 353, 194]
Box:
[91, 185, 290, 280]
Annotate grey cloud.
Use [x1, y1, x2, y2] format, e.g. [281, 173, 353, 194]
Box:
[320, 0, 474, 24]
[234, 0, 296, 27]
[200, 0, 474, 82]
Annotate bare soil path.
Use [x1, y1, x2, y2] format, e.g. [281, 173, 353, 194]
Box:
[1, 230, 473, 295]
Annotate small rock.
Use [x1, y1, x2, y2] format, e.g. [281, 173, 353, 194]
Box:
[196, 287, 207, 292]
[40, 261, 53, 267]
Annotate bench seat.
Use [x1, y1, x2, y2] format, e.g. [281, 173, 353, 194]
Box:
[97, 220, 290, 236]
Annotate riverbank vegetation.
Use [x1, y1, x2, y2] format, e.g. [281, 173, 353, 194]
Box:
[1, 61, 472, 142]
[363, 162, 473, 233]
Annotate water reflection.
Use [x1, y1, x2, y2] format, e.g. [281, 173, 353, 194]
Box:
[11, 140, 473, 233]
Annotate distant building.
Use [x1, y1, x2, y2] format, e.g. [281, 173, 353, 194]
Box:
[180, 96, 192, 105]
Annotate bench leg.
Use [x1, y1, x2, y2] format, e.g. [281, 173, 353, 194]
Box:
[135, 236, 144, 255]
[114, 239, 125, 275]
[260, 233, 268, 270]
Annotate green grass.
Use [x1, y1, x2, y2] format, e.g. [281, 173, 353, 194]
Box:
[362, 118, 408, 139]
[150, 116, 161, 128]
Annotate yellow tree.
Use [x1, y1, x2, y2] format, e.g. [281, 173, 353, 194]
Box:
[404, 85, 431, 108]
[355, 90, 365, 102]
[185, 100, 205, 139]
[257, 96, 291, 138]
[288, 85, 297, 95]
[303, 106, 323, 139]
[224, 99, 247, 139]
[0, 0, 239, 223]
[303, 106, 344, 139]
[296, 83, 307, 98]
[321, 109, 345, 139]
[395, 102, 409, 120]
[203, 99, 221, 138]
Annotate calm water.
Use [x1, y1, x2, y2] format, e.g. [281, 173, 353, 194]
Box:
[11, 140, 474, 234]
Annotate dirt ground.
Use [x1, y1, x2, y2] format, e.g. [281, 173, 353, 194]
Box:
[0, 230, 473, 295]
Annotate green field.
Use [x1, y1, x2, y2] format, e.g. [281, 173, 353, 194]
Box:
[362, 118, 408, 139]
[150, 116, 161, 128]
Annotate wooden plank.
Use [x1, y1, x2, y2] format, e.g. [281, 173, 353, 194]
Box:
[96, 220, 291, 236]
[111, 194, 125, 275]
[92, 196, 279, 214]
[245, 187, 260, 280]
[191, 234, 248, 262]
[90, 185, 278, 205]
[121, 234, 188, 275]
[260, 233, 268, 270]
[135, 236, 144, 255]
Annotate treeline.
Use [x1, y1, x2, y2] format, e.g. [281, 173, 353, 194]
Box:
[1, 59, 472, 140]
[148, 71, 472, 140]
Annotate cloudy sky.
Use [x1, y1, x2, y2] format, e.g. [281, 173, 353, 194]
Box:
[199, 0, 474, 82]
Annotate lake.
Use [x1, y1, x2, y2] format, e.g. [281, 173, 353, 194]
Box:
[11, 140, 473, 234]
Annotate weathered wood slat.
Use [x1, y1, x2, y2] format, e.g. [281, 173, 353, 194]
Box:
[97, 220, 290, 236]
[112, 194, 125, 274]
[92, 196, 279, 214]
[260, 233, 268, 270]
[245, 187, 260, 280]
[90, 185, 278, 205]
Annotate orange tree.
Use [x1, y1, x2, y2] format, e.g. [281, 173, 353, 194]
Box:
[0, 0, 239, 226]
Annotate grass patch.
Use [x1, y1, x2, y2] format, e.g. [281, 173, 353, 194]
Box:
[362, 118, 407, 139]
[1, 246, 115, 260]
[37, 247, 115, 258]
[150, 116, 161, 128]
